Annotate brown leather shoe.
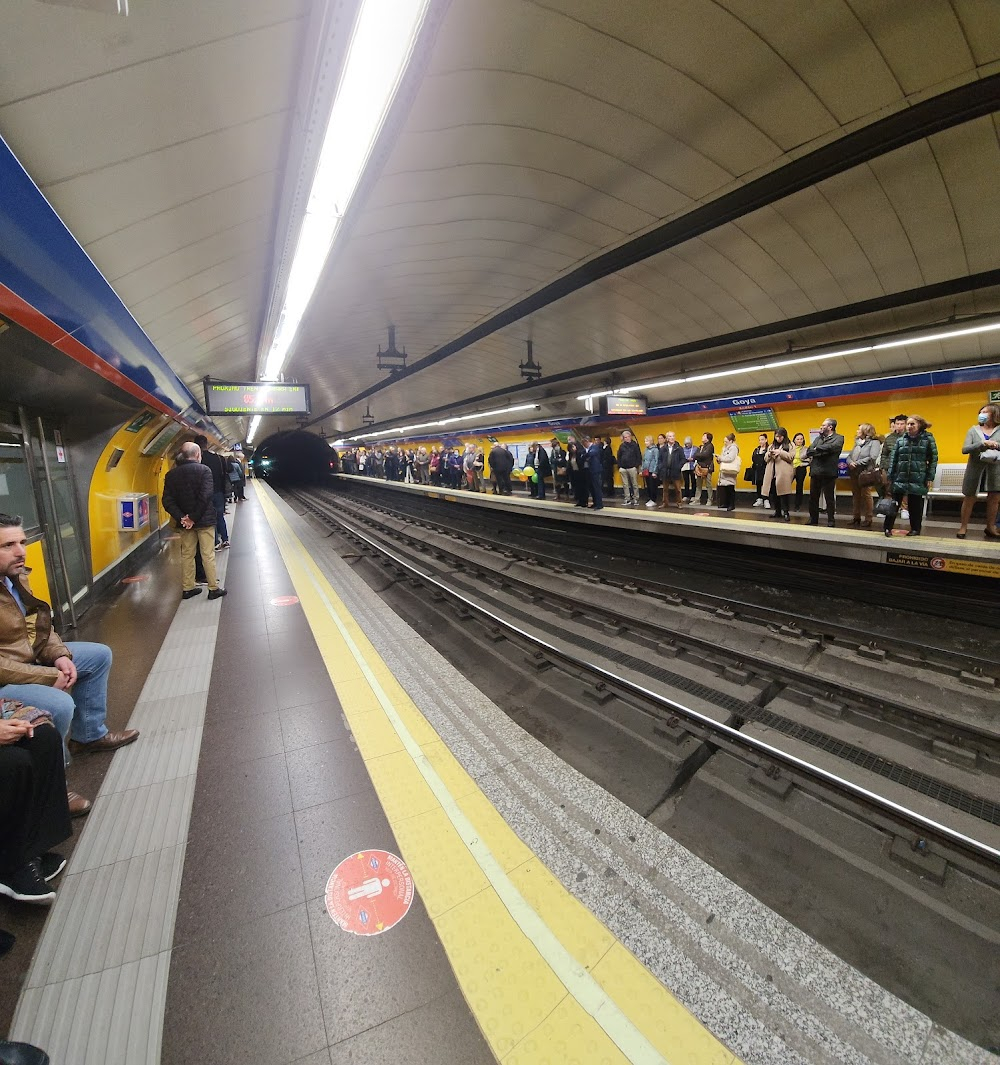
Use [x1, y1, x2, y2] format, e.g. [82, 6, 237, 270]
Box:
[67, 791, 92, 818]
[68, 729, 139, 754]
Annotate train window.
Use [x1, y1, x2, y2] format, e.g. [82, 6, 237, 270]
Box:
[106, 447, 126, 471]
[0, 428, 41, 530]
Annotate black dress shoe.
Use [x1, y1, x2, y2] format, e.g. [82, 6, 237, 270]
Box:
[827, 520, 836, 528]
[0, 1040, 51, 1065]
[807, 520, 818, 526]
[182, 588, 202, 599]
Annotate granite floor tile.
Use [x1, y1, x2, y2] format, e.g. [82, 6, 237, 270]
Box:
[295, 791, 397, 901]
[208, 671, 280, 719]
[307, 894, 458, 1045]
[266, 612, 316, 637]
[286, 738, 374, 812]
[292, 1051, 333, 1065]
[173, 810, 305, 946]
[189, 750, 292, 831]
[199, 712, 286, 766]
[326, 988, 493, 1065]
[277, 668, 338, 711]
[280, 700, 349, 753]
[163, 904, 326, 1065]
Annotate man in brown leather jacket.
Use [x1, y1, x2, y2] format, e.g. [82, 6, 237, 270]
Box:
[0, 514, 139, 816]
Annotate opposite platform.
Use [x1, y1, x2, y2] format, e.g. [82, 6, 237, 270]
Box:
[332, 475, 1000, 582]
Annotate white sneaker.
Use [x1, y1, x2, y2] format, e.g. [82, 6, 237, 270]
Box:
[645, 500, 656, 508]
[763, 500, 770, 509]
[752, 499, 763, 508]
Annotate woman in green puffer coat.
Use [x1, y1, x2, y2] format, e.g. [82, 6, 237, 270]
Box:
[884, 416, 938, 537]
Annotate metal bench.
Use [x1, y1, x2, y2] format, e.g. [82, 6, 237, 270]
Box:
[927, 463, 966, 514]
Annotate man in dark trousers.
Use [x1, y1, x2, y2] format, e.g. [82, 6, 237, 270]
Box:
[193, 434, 229, 549]
[488, 443, 514, 495]
[806, 418, 846, 527]
[550, 438, 569, 500]
[0, 710, 72, 905]
[585, 436, 604, 510]
[657, 431, 686, 510]
[162, 442, 227, 600]
[616, 431, 642, 506]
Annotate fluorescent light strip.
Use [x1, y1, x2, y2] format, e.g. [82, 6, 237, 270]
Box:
[349, 403, 540, 441]
[575, 319, 1000, 403]
[248, 0, 430, 446]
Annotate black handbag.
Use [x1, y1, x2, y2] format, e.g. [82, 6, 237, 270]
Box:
[742, 467, 754, 483]
[874, 497, 898, 519]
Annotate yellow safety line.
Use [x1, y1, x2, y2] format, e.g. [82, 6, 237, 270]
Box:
[258, 486, 738, 1065]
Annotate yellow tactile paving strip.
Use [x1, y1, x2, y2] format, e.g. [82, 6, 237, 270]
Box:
[258, 486, 740, 1065]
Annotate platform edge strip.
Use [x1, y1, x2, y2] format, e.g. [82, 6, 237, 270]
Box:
[257, 483, 740, 1065]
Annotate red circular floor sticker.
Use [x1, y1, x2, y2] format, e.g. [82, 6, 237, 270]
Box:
[270, 595, 300, 606]
[326, 850, 414, 936]
[121, 575, 149, 584]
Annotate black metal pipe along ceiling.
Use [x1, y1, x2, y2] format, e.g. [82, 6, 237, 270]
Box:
[310, 71, 1000, 428]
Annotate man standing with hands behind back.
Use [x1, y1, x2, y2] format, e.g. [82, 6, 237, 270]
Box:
[806, 418, 846, 528]
[162, 442, 227, 601]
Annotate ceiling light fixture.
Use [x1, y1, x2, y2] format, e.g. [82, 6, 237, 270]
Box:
[255, 0, 430, 394]
[348, 402, 541, 440]
[519, 339, 543, 382]
[576, 318, 1000, 404]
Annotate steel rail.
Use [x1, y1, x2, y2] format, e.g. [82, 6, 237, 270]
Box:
[291, 489, 1000, 867]
[327, 486, 997, 685]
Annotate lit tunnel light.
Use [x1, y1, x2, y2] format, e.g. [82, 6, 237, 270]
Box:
[256, 0, 431, 399]
[575, 318, 1000, 405]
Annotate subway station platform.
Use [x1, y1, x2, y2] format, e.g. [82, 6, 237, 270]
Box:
[5, 484, 992, 1064]
[335, 475, 1000, 583]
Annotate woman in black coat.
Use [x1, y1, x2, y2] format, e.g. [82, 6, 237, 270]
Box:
[567, 441, 589, 507]
[750, 434, 770, 508]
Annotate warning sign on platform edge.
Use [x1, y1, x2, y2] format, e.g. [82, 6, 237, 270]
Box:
[325, 850, 414, 936]
[886, 550, 1000, 579]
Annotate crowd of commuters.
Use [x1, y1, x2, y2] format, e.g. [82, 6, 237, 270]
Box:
[338, 403, 1000, 538]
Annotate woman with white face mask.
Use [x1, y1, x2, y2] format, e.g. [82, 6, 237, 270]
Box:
[957, 403, 1000, 539]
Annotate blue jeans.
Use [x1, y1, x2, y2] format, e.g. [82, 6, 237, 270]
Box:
[213, 490, 229, 544]
[0, 641, 111, 749]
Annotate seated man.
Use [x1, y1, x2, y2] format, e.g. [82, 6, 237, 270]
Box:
[0, 707, 72, 904]
[0, 514, 138, 816]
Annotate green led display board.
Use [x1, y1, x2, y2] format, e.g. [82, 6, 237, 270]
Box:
[204, 380, 311, 416]
[728, 407, 780, 432]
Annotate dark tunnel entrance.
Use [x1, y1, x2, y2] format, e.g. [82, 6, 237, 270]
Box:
[251, 429, 337, 484]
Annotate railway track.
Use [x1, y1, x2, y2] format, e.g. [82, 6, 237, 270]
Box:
[287, 486, 1000, 868]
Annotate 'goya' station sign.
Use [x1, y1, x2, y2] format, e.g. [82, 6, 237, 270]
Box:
[204, 380, 311, 415]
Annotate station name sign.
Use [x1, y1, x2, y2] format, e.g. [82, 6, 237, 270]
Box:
[204, 380, 311, 416]
[601, 394, 647, 416]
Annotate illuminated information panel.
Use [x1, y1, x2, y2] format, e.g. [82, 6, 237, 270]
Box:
[204, 380, 311, 416]
[602, 394, 647, 416]
[728, 407, 779, 432]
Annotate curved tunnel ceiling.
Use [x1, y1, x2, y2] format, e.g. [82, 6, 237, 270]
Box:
[1, 1, 999, 441]
[291, 0, 1000, 436]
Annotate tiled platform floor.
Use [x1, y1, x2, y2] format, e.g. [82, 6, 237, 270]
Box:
[160, 492, 493, 1065]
